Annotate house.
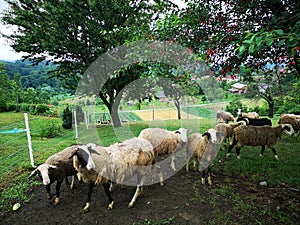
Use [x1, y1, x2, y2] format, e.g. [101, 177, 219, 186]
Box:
[157, 90, 170, 102]
[228, 83, 248, 94]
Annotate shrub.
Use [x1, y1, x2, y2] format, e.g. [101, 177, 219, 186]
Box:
[35, 104, 50, 115]
[40, 121, 61, 138]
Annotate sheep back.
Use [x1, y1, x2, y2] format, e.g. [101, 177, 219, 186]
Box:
[44, 144, 79, 180]
[138, 128, 181, 156]
[232, 125, 284, 148]
[186, 133, 208, 160]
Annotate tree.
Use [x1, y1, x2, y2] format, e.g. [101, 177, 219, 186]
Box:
[172, 0, 300, 117]
[2, 0, 175, 127]
[11, 73, 22, 112]
[0, 62, 12, 111]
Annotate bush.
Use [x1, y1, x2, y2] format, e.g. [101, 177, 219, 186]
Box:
[225, 98, 246, 115]
[40, 121, 61, 138]
[35, 104, 50, 115]
[5, 103, 16, 112]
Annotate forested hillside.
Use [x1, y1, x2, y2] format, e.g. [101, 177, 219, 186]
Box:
[0, 59, 60, 89]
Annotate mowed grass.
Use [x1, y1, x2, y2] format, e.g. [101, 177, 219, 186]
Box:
[0, 111, 299, 212]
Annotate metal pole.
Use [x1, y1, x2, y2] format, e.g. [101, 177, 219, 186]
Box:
[24, 113, 35, 168]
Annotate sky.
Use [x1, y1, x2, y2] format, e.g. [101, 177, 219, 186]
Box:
[0, 0, 186, 61]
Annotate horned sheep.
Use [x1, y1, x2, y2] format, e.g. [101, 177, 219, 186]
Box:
[226, 124, 294, 160]
[278, 114, 300, 136]
[186, 129, 222, 185]
[28, 145, 78, 205]
[216, 110, 235, 124]
[70, 138, 155, 212]
[138, 127, 189, 185]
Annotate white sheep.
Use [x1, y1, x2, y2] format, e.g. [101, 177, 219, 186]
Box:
[237, 108, 259, 119]
[215, 121, 246, 150]
[138, 127, 189, 186]
[186, 129, 222, 185]
[28, 144, 79, 205]
[278, 114, 300, 136]
[138, 127, 189, 169]
[71, 138, 155, 212]
[226, 124, 294, 160]
[216, 110, 235, 124]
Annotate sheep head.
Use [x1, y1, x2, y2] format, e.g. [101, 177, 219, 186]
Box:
[203, 128, 223, 144]
[28, 164, 57, 185]
[174, 128, 190, 143]
[69, 145, 99, 171]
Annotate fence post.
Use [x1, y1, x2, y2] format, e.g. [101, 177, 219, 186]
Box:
[74, 110, 78, 139]
[24, 113, 35, 168]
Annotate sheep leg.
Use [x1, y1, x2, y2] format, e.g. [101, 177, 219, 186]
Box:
[102, 182, 114, 210]
[128, 174, 145, 208]
[260, 145, 266, 158]
[236, 147, 241, 159]
[207, 166, 212, 185]
[83, 182, 95, 213]
[201, 170, 206, 185]
[54, 181, 62, 205]
[128, 185, 144, 208]
[46, 184, 52, 199]
[271, 148, 279, 160]
[170, 153, 176, 171]
[70, 176, 75, 190]
[226, 144, 234, 158]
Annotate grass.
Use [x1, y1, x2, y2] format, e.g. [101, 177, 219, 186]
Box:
[0, 111, 299, 214]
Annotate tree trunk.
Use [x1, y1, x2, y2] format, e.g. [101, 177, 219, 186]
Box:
[174, 99, 181, 120]
[110, 106, 121, 128]
[99, 93, 122, 128]
[267, 95, 274, 118]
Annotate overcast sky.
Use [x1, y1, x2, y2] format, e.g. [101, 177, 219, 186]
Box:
[0, 0, 186, 61]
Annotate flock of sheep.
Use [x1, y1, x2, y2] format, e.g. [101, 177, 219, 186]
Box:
[28, 110, 299, 212]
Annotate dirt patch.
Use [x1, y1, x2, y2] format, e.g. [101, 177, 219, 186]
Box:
[135, 109, 199, 121]
[1, 167, 299, 225]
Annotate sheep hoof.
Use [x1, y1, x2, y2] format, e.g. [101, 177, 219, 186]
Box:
[259, 154, 263, 158]
[108, 201, 114, 210]
[83, 202, 90, 213]
[54, 197, 60, 206]
[225, 153, 230, 158]
[128, 202, 134, 208]
[160, 181, 164, 186]
[47, 193, 52, 200]
[208, 177, 212, 186]
[275, 155, 279, 160]
[237, 155, 241, 159]
[201, 178, 205, 185]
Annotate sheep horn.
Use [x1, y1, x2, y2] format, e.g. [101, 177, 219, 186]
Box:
[282, 124, 294, 136]
[28, 168, 38, 179]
